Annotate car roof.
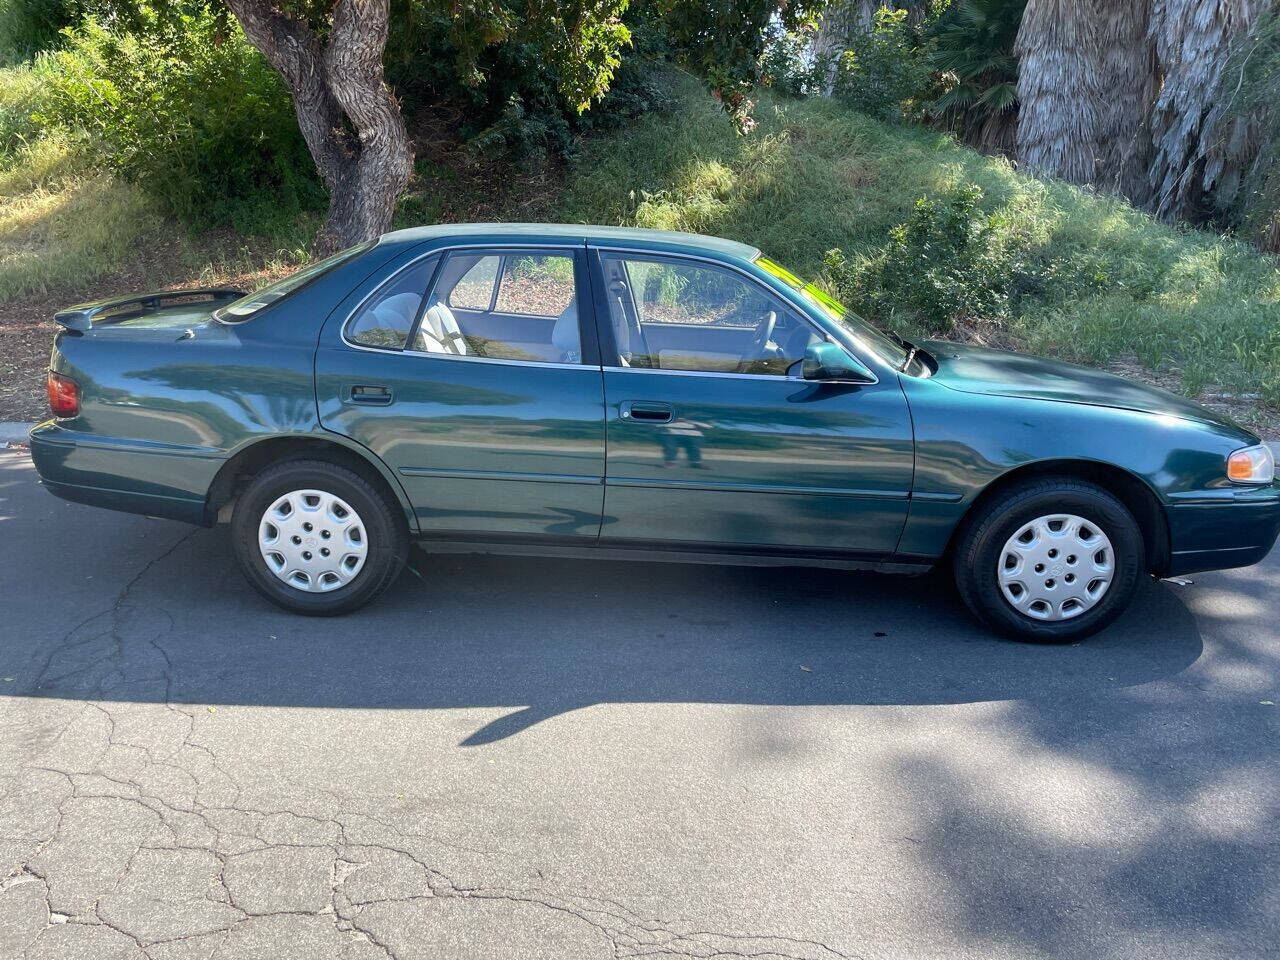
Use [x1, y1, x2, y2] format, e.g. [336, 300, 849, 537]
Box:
[380, 223, 761, 264]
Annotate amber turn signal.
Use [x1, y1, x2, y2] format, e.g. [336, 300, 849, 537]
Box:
[1227, 444, 1275, 484]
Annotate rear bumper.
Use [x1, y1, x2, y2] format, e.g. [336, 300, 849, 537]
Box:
[29, 421, 215, 525]
[1165, 485, 1280, 576]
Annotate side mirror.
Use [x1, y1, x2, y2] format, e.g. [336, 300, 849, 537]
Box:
[802, 341, 871, 382]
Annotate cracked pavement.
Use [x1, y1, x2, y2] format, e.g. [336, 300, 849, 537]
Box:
[1, 448, 1278, 959]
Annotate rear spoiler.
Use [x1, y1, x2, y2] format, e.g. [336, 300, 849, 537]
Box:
[54, 288, 246, 332]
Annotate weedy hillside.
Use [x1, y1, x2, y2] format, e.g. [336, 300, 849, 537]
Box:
[556, 70, 1280, 428]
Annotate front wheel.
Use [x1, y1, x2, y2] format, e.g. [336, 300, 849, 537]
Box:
[952, 478, 1145, 642]
[231, 458, 408, 615]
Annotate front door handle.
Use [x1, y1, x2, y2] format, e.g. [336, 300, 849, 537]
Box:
[620, 401, 674, 424]
[349, 384, 393, 405]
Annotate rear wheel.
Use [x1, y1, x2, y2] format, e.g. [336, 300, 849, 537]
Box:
[231, 459, 408, 615]
[952, 478, 1145, 642]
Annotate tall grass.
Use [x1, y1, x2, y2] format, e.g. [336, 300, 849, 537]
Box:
[561, 69, 1280, 408]
[0, 131, 163, 300]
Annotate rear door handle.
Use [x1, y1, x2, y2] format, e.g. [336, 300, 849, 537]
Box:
[620, 401, 674, 424]
[349, 384, 393, 405]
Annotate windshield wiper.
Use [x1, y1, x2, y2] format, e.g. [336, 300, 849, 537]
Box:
[898, 342, 919, 372]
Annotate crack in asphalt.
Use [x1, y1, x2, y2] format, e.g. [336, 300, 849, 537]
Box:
[1, 523, 859, 960]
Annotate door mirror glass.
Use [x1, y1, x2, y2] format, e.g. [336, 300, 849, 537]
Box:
[802, 341, 871, 381]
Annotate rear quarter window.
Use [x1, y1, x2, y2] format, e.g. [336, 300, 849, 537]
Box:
[346, 256, 440, 349]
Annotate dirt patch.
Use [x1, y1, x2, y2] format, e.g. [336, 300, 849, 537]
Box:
[0, 229, 296, 421]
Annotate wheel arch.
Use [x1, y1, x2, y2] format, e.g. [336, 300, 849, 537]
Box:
[946, 459, 1171, 576]
[204, 433, 415, 532]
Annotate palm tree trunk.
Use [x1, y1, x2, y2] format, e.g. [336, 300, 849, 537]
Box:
[1148, 0, 1260, 221]
[1097, 0, 1157, 205]
[1015, 0, 1104, 184]
[1015, 0, 1156, 203]
[1013, 0, 1167, 203]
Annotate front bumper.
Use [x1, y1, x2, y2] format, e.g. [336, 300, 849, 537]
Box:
[1165, 483, 1280, 576]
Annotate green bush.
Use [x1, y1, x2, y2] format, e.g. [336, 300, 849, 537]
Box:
[825, 185, 1028, 332]
[39, 13, 321, 231]
[385, 1, 670, 160]
[831, 7, 933, 122]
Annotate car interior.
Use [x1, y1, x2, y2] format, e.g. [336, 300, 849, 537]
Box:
[601, 255, 817, 376]
[418, 252, 581, 363]
[346, 249, 818, 375]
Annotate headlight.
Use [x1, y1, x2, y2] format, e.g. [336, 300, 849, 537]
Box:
[1227, 444, 1275, 484]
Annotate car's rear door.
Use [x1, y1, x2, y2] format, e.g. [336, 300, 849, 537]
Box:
[316, 243, 606, 540]
[590, 247, 914, 556]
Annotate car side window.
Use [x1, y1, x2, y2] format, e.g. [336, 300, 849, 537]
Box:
[416, 250, 582, 364]
[494, 255, 576, 317]
[447, 256, 499, 311]
[346, 255, 439, 349]
[600, 254, 819, 376]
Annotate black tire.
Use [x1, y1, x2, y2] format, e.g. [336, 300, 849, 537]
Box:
[952, 478, 1145, 643]
[231, 458, 408, 615]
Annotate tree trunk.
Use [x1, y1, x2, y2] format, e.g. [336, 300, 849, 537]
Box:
[225, 0, 414, 253]
[813, 0, 875, 95]
[1015, 0, 1156, 204]
[1096, 0, 1156, 205]
[1148, 0, 1259, 221]
[1015, 0, 1103, 185]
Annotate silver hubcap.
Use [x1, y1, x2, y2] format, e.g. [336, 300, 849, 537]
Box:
[258, 489, 368, 593]
[997, 513, 1114, 621]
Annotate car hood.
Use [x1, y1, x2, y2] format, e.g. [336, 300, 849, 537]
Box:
[923, 340, 1247, 433]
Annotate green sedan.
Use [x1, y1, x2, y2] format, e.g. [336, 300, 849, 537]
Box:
[29, 224, 1280, 641]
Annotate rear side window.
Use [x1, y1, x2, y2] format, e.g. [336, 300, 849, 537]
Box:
[494, 254, 576, 317]
[346, 256, 439, 349]
[414, 249, 582, 363]
[447, 256, 500, 311]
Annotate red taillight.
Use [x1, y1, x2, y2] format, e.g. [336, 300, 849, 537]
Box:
[47, 371, 79, 418]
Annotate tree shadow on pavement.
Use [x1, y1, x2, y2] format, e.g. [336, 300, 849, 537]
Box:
[18, 521, 1204, 746]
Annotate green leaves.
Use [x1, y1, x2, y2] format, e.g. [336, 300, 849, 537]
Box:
[926, 0, 1024, 147]
[825, 184, 1039, 335]
[660, 0, 825, 131]
[831, 5, 933, 123]
[521, 0, 632, 112]
[38, 13, 321, 230]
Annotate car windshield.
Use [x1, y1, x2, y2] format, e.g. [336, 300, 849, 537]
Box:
[214, 242, 375, 322]
[755, 256, 910, 369]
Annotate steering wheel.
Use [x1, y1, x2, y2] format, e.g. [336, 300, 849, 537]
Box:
[738, 310, 777, 373]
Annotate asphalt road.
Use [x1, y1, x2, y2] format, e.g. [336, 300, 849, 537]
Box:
[0, 447, 1277, 960]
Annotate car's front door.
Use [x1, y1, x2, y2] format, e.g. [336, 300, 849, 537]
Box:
[591, 249, 914, 556]
[317, 245, 605, 540]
